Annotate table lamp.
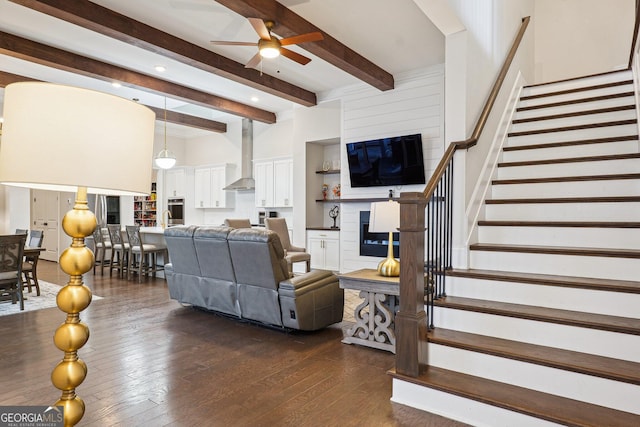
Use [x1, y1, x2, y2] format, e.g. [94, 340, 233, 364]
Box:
[0, 82, 155, 426]
[369, 200, 400, 277]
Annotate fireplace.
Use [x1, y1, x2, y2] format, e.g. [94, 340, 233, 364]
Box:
[360, 211, 399, 257]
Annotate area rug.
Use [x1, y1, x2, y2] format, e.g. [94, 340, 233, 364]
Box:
[0, 281, 103, 317]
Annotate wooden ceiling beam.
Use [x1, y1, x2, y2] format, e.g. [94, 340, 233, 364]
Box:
[0, 71, 228, 133]
[215, 0, 395, 91]
[0, 31, 276, 123]
[8, 0, 317, 107]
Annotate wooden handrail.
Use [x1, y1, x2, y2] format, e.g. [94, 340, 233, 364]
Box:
[628, 1, 640, 68]
[394, 15, 532, 379]
[421, 16, 531, 201]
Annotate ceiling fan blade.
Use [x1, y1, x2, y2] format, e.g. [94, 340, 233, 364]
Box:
[210, 41, 258, 46]
[248, 17, 271, 40]
[280, 32, 324, 46]
[244, 52, 262, 69]
[280, 47, 311, 65]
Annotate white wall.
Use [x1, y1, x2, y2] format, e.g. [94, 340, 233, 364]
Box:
[534, 0, 635, 83]
[339, 66, 445, 272]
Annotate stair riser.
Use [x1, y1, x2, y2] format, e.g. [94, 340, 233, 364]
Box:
[502, 140, 639, 162]
[510, 109, 637, 133]
[447, 276, 640, 318]
[514, 95, 635, 120]
[432, 307, 640, 362]
[477, 225, 640, 249]
[392, 380, 560, 427]
[485, 202, 640, 221]
[491, 179, 640, 199]
[469, 250, 640, 281]
[498, 158, 640, 179]
[519, 85, 634, 108]
[507, 123, 638, 145]
[428, 344, 640, 414]
[521, 71, 632, 97]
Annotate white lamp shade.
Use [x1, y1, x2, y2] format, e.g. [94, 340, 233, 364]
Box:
[369, 200, 400, 232]
[0, 82, 155, 196]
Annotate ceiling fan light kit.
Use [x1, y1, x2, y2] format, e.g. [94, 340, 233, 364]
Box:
[259, 38, 281, 58]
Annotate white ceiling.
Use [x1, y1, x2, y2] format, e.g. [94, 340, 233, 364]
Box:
[0, 0, 445, 137]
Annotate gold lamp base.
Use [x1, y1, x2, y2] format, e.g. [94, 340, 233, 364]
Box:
[377, 231, 400, 277]
[377, 256, 400, 277]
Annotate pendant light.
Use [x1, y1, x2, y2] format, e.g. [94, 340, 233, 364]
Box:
[154, 97, 176, 169]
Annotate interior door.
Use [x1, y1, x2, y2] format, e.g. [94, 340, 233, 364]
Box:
[31, 189, 59, 262]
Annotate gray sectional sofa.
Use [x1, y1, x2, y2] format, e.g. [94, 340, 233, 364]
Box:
[163, 225, 344, 331]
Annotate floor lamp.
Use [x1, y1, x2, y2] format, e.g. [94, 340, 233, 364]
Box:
[0, 82, 155, 426]
[369, 200, 400, 277]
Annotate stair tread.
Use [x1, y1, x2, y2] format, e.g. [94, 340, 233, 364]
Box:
[470, 242, 640, 259]
[498, 152, 640, 168]
[434, 296, 640, 335]
[503, 134, 638, 151]
[389, 366, 640, 427]
[513, 104, 635, 124]
[486, 196, 640, 204]
[516, 91, 634, 112]
[508, 119, 637, 137]
[492, 172, 640, 185]
[520, 80, 633, 101]
[524, 70, 631, 89]
[428, 328, 640, 384]
[446, 268, 640, 293]
[477, 220, 640, 228]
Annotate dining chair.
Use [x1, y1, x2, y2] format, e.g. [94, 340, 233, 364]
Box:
[22, 229, 44, 296]
[107, 225, 129, 278]
[0, 234, 27, 310]
[92, 227, 111, 275]
[224, 218, 252, 228]
[264, 217, 311, 277]
[125, 225, 168, 282]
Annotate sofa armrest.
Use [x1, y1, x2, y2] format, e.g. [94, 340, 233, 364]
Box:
[278, 269, 337, 297]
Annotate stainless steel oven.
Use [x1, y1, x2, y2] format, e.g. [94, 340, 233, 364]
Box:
[167, 198, 184, 226]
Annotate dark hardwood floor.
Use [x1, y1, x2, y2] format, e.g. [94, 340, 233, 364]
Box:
[0, 260, 467, 427]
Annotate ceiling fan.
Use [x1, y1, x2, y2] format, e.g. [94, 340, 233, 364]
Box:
[210, 18, 324, 69]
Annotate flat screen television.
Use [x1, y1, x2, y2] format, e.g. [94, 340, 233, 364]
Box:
[346, 133, 426, 188]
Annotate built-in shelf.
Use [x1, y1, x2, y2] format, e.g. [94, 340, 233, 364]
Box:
[315, 197, 400, 203]
[306, 227, 340, 231]
[315, 169, 341, 175]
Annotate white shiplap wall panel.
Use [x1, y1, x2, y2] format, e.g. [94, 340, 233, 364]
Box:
[338, 65, 445, 272]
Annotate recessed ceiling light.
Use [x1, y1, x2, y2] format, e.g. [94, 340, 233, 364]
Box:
[111, 82, 122, 88]
[251, 96, 259, 103]
[155, 65, 166, 73]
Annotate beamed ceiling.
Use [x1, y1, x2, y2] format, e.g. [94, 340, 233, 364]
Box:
[0, 0, 445, 136]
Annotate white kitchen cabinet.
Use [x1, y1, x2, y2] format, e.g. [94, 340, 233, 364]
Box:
[254, 160, 274, 207]
[194, 164, 234, 208]
[164, 168, 185, 198]
[273, 158, 293, 207]
[254, 157, 292, 208]
[307, 229, 340, 271]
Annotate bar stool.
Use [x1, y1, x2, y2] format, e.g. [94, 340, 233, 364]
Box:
[92, 227, 111, 275]
[125, 225, 168, 282]
[107, 224, 129, 278]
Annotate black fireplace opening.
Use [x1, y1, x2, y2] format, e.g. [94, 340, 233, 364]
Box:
[360, 211, 399, 258]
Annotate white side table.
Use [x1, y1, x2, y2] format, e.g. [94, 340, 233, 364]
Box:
[339, 268, 399, 353]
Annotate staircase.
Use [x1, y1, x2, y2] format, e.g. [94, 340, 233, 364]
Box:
[392, 70, 640, 426]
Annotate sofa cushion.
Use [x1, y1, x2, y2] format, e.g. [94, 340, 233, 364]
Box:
[164, 226, 200, 275]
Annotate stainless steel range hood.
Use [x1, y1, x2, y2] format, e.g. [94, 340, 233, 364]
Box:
[224, 118, 255, 191]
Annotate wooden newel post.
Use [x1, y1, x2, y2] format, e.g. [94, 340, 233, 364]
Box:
[395, 191, 429, 377]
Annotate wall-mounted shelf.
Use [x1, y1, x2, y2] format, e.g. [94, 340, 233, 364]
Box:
[315, 169, 341, 175]
[315, 197, 399, 203]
